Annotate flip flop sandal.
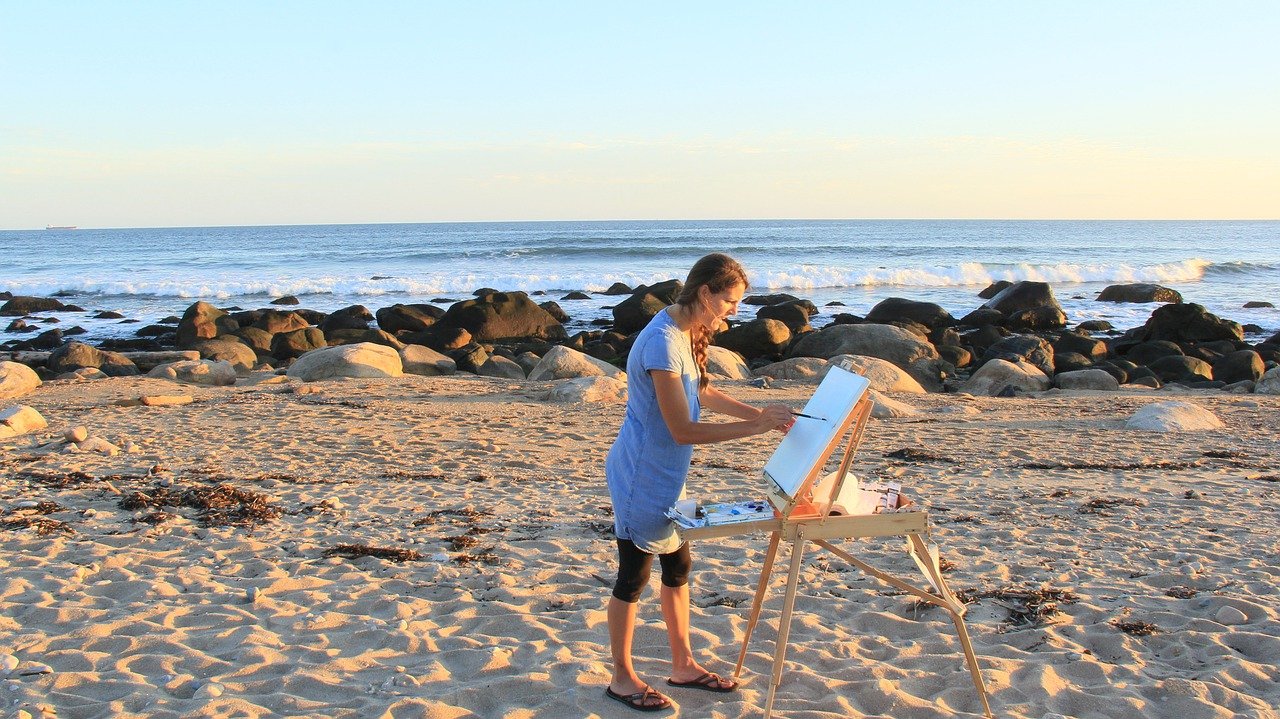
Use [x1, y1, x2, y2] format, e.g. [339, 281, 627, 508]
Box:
[666, 671, 738, 693]
[605, 685, 672, 712]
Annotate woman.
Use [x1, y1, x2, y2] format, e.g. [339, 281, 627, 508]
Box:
[604, 253, 793, 712]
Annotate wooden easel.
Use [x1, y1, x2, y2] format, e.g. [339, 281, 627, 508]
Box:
[678, 363, 993, 718]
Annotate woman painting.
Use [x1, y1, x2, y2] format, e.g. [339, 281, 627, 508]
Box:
[604, 253, 794, 712]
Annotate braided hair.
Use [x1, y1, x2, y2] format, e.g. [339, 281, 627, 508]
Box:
[674, 253, 749, 390]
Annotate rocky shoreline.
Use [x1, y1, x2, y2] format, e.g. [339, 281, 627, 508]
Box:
[2, 279, 1278, 403]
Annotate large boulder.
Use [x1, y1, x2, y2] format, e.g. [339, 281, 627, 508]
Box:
[981, 335, 1055, 376]
[706, 346, 751, 380]
[981, 281, 1064, 316]
[612, 280, 683, 335]
[753, 357, 830, 382]
[546, 376, 627, 404]
[253, 310, 309, 335]
[1054, 368, 1120, 391]
[402, 325, 472, 354]
[714, 318, 791, 360]
[270, 327, 328, 360]
[868, 390, 920, 419]
[865, 298, 956, 330]
[435, 291, 565, 342]
[192, 339, 257, 373]
[755, 302, 814, 333]
[1005, 305, 1068, 331]
[399, 345, 456, 376]
[0, 405, 47, 439]
[233, 327, 275, 356]
[961, 358, 1050, 396]
[1135, 303, 1244, 345]
[1125, 402, 1224, 432]
[744, 293, 802, 306]
[1148, 355, 1213, 383]
[326, 328, 405, 349]
[528, 345, 624, 381]
[1, 296, 67, 316]
[0, 362, 41, 399]
[176, 302, 238, 349]
[829, 354, 926, 394]
[48, 342, 140, 377]
[148, 359, 237, 386]
[978, 281, 1013, 300]
[479, 355, 527, 379]
[376, 304, 444, 334]
[1052, 332, 1108, 363]
[287, 342, 404, 382]
[788, 324, 943, 391]
[1097, 284, 1183, 304]
[1211, 350, 1265, 384]
[318, 305, 374, 333]
[1126, 340, 1185, 367]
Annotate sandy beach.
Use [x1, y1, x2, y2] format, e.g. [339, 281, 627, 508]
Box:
[1, 371, 1276, 719]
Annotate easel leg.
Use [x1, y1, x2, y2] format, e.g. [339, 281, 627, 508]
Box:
[735, 531, 781, 678]
[948, 602, 994, 718]
[764, 537, 806, 719]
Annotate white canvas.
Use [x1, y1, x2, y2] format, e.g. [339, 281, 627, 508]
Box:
[762, 364, 870, 498]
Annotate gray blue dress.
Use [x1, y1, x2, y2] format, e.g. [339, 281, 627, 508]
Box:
[606, 309, 701, 554]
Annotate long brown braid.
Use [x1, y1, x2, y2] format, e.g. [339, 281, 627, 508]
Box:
[674, 253, 749, 390]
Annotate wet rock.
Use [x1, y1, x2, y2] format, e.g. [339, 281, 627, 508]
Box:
[435, 291, 566, 342]
[375, 303, 444, 334]
[1096, 283, 1183, 303]
[612, 280, 683, 335]
[865, 297, 956, 330]
[714, 318, 792, 360]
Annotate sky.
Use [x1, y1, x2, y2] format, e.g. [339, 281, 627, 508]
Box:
[2, 1, 1278, 228]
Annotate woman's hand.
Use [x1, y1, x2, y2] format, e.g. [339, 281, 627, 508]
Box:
[754, 404, 795, 434]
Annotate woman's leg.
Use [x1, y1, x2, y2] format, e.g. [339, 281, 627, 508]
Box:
[659, 543, 736, 689]
[608, 540, 670, 707]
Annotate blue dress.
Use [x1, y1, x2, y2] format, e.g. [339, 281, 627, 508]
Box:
[606, 309, 701, 554]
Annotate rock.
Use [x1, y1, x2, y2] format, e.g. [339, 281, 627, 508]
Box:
[980, 281, 1063, 316]
[1052, 352, 1094, 374]
[402, 325, 472, 353]
[77, 436, 121, 455]
[982, 334, 1055, 376]
[865, 298, 956, 329]
[546, 376, 627, 403]
[0, 405, 47, 439]
[936, 345, 972, 369]
[868, 390, 919, 418]
[270, 295, 300, 305]
[65, 425, 88, 442]
[1215, 606, 1248, 625]
[232, 327, 274, 355]
[141, 394, 194, 406]
[1148, 355, 1213, 383]
[528, 345, 624, 381]
[1212, 350, 1265, 384]
[191, 338, 257, 373]
[0, 653, 17, 673]
[959, 308, 1005, 327]
[449, 343, 489, 374]
[435, 291, 565, 342]
[176, 301, 238, 348]
[962, 359, 1051, 396]
[270, 327, 328, 360]
[1, 296, 67, 315]
[753, 357, 831, 382]
[399, 345, 456, 376]
[1053, 331, 1108, 362]
[977, 280, 1013, 299]
[1096, 283, 1183, 304]
[602, 282, 632, 296]
[743, 293, 801, 306]
[375, 303, 444, 334]
[1077, 320, 1114, 332]
[559, 291, 590, 301]
[478, 355, 526, 379]
[1054, 369, 1120, 391]
[1126, 340, 1185, 366]
[326, 328, 405, 349]
[1125, 401, 1224, 431]
[287, 342, 404, 381]
[829, 354, 926, 393]
[148, 359, 238, 386]
[118, 351, 201, 372]
[755, 302, 813, 332]
[612, 280, 683, 335]
[312, 305, 369, 333]
[1256, 366, 1280, 395]
[1005, 304, 1068, 331]
[1242, 300, 1273, 309]
[705, 346, 751, 380]
[48, 342, 140, 377]
[0, 361, 42, 399]
[714, 318, 792, 360]
[788, 323, 943, 391]
[1136, 303, 1245, 345]
[539, 301, 570, 323]
[194, 681, 225, 698]
[253, 309, 309, 335]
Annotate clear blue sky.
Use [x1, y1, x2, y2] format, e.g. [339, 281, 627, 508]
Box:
[2, 1, 1277, 227]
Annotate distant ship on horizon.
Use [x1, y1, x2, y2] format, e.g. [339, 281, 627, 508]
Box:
[45, 225, 77, 230]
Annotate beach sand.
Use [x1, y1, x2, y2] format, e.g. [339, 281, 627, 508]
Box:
[2, 373, 1278, 718]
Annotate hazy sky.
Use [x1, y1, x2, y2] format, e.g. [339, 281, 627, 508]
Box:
[2, 1, 1277, 228]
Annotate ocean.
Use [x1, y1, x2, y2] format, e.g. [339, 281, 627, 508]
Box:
[2, 220, 1277, 342]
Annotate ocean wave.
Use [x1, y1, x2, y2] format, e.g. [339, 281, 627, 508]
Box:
[754, 259, 1215, 290]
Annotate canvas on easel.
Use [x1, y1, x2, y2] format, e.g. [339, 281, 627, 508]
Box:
[674, 360, 993, 718]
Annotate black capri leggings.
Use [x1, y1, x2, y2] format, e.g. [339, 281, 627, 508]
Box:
[612, 538, 692, 603]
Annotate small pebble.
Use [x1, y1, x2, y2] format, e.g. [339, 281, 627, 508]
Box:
[245, 587, 260, 604]
[194, 681, 225, 698]
[64, 425, 88, 443]
[12, 500, 38, 509]
[80, 508, 97, 518]
[1216, 606, 1248, 625]
[19, 663, 52, 676]
[1, 654, 18, 673]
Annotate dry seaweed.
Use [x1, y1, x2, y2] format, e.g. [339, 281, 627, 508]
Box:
[446, 535, 480, 551]
[1166, 586, 1198, 599]
[1, 516, 73, 536]
[453, 550, 500, 566]
[953, 586, 1078, 628]
[133, 511, 178, 525]
[1077, 497, 1147, 515]
[1255, 474, 1279, 483]
[1020, 460, 1199, 471]
[16, 470, 103, 489]
[381, 469, 446, 481]
[1201, 449, 1246, 459]
[884, 447, 957, 463]
[118, 482, 280, 527]
[324, 544, 423, 562]
[1112, 619, 1159, 636]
